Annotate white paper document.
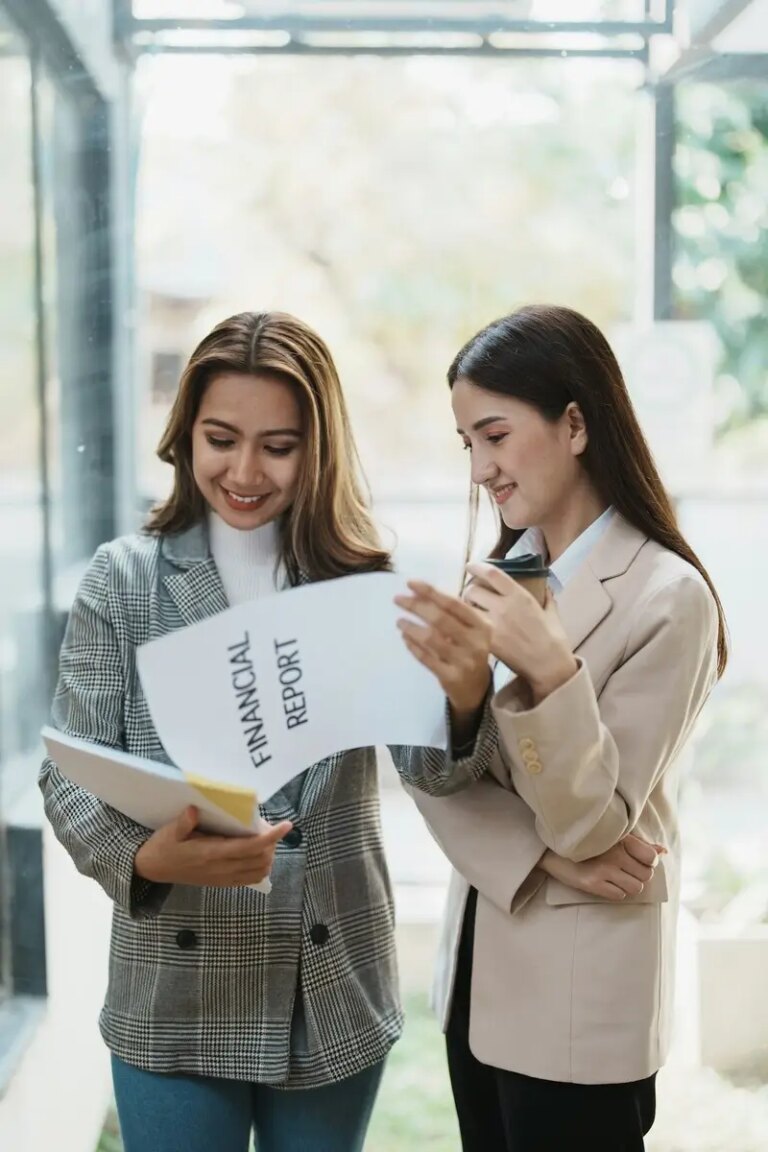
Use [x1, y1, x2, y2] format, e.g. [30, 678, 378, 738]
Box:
[41, 728, 275, 893]
[41, 728, 256, 837]
[42, 570, 445, 900]
[136, 571, 447, 803]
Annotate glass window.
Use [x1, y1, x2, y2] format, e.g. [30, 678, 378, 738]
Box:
[0, 11, 104, 1011]
[0, 9, 42, 1000]
[37, 68, 92, 585]
[38, 69, 113, 585]
[135, 52, 639, 575]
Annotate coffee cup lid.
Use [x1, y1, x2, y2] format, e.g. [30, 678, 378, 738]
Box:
[485, 552, 550, 577]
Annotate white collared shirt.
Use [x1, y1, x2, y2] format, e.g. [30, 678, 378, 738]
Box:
[492, 506, 615, 688]
[505, 505, 615, 597]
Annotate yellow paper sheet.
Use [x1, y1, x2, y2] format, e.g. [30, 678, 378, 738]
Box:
[185, 774, 257, 828]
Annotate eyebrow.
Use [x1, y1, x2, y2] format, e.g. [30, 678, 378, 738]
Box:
[456, 416, 508, 435]
[201, 418, 302, 437]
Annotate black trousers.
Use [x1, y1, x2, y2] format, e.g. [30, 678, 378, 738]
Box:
[446, 888, 657, 1152]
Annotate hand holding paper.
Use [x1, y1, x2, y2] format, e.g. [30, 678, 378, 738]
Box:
[133, 805, 293, 888]
[136, 571, 447, 802]
[41, 728, 280, 894]
[43, 571, 448, 898]
[395, 579, 492, 717]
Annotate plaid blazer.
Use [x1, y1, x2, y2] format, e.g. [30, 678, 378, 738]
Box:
[39, 522, 494, 1086]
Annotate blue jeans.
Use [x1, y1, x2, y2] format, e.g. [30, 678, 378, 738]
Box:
[111, 1053, 386, 1152]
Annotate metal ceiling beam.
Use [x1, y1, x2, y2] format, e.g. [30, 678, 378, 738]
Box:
[115, 0, 674, 55]
[138, 43, 648, 60]
[4, 0, 105, 99]
[653, 1, 768, 85]
[691, 50, 768, 77]
[126, 17, 667, 36]
[686, 0, 758, 45]
[659, 47, 768, 82]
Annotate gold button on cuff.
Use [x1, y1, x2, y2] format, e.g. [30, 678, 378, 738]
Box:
[518, 737, 535, 753]
[526, 760, 543, 775]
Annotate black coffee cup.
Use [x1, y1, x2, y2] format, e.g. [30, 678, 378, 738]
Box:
[484, 552, 550, 605]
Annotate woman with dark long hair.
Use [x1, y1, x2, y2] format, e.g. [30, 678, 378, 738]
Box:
[398, 304, 726, 1151]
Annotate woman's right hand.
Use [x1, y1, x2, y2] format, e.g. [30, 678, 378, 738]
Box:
[539, 834, 666, 901]
[394, 580, 493, 720]
[133, 806, 293, 887]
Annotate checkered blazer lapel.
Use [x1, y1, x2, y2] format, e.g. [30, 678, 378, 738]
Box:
[160, 521, 228, 625]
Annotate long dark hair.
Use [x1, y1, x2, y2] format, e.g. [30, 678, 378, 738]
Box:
[146, 311, 391, 581]
[449, 304, 728, 678]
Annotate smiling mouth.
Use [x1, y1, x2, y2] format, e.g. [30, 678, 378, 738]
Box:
[491, 483, 517, 504]
[222, 487, 271, 508]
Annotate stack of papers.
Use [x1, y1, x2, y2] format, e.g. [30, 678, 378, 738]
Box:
[44, 570, 447, 835]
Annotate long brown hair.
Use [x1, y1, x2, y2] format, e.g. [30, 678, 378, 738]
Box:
[146, 311, 391, 582]
[449, 304, 728, 678]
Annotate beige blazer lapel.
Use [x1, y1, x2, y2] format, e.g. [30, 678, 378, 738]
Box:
[554, 513, 648, 653]
[554, 567, 612, 654]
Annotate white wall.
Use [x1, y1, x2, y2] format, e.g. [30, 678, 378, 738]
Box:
[698, 927, 768, 1074]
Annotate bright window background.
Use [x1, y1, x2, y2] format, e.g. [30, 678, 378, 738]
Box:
[130, 51, 768, 1145]
[133, 49, 641, 925]
[135, 52, 639, 569]
[134, 51, 768, 887]
[1, 10, 765, 1144]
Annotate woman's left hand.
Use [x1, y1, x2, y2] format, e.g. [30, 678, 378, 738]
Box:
[464, 562, 579, 705]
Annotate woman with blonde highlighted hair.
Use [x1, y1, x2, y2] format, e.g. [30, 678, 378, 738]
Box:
[146, 310, 389, 581]
[40, 311, 491, 1151]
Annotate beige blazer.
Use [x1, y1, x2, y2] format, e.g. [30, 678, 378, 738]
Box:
[409, 513, 719, 1085]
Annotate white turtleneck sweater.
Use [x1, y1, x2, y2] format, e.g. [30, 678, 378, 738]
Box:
[207, 510, 285, 605]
